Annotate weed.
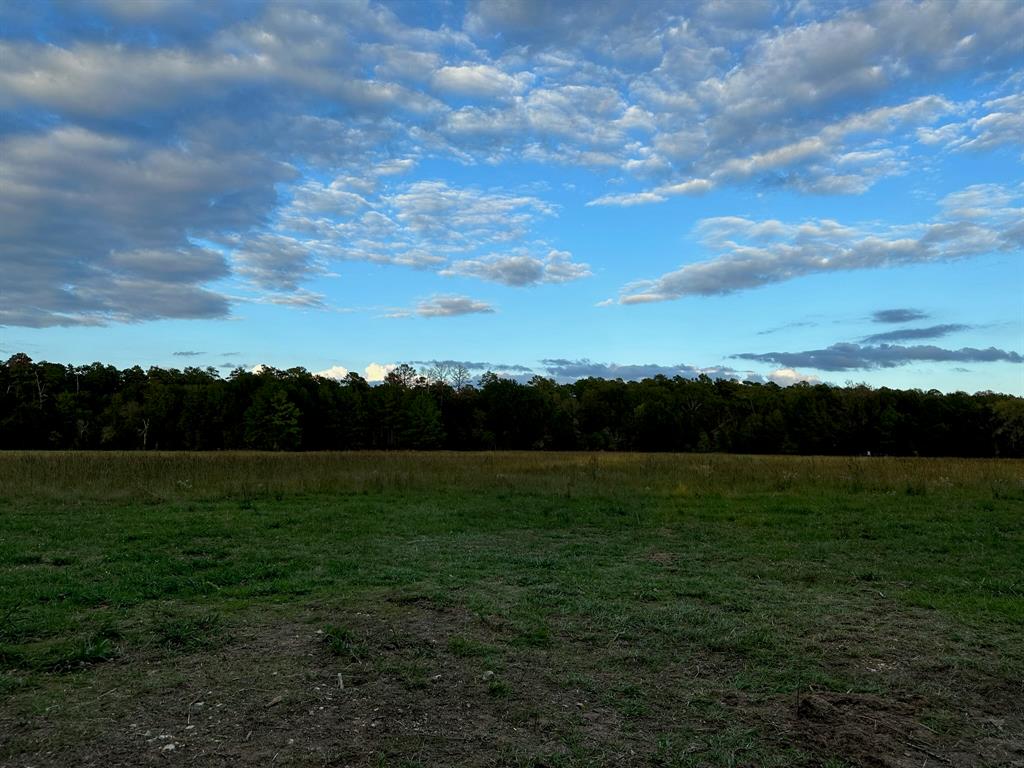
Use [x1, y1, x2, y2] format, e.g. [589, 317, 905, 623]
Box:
[323, 624, 368, 662]
[447, 635, 497, 658]
[151, 610, 223, 651]
[487, 677, 511, 698]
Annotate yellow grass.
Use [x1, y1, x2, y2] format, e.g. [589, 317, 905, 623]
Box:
[0, 450, 1020, 500]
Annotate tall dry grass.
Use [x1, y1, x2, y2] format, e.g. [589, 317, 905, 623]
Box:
[0, 451, 1020, 501]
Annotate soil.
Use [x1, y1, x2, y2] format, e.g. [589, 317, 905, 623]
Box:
[2, 599, 1021, 767]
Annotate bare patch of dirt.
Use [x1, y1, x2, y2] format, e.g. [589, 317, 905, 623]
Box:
[789, 691, 948, 768]
[2, 599, 1021, 767]
[786, 687, 1023, 768]
[0, 602, 637, 767]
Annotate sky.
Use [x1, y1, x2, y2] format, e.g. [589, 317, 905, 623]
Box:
[1, 0, 1022, 393]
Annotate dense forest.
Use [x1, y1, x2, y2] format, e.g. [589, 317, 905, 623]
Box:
[1, 354, 1022, 456]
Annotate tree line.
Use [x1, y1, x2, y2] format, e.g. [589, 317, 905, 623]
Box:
[1, 354, 1022, 456]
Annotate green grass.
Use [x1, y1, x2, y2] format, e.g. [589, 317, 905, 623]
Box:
[150, 610, 223, 651]
[323, 624, 368, 661]
[0, 451, 1021, 766]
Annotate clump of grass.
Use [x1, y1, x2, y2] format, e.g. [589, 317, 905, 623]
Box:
[511, 621, 551, 648]
[487, 677, 511, 698]
[2, 620, 121, 674]
[397, 662, 430, 690]
[151, 610, 223, 652]
[0, 645, 25, 670]
[448, 635, 496, 658]
[47, 632, 119, 672]
[323, 624, 368, 662]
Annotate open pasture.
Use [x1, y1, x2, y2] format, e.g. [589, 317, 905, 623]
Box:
[1, 452, 1022, 767]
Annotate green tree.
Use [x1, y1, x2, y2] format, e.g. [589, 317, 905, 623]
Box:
[244, 388, 302, 450]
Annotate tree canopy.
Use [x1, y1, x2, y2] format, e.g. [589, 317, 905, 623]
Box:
[1, 354, 1020, 456]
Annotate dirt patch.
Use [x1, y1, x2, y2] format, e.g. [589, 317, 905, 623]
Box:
[2, 599, 1021, 767]
[788, 691, 947, 768]
[0, 602, 638, 767]
[728, 683, 1024, 768]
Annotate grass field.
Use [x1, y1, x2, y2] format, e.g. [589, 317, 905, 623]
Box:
[1, 452, 1022, 767]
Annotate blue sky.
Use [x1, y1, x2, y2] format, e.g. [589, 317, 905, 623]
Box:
[1, 0, 1022, 392]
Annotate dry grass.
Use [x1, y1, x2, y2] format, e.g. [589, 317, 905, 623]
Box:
[0, 450, 1020, 500]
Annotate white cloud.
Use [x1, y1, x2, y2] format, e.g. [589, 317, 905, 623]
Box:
[767, 368, 821, 386]
[589, 93, 955, 207]
[388, 180, 555, 241]
[289, 179, 371, 217]
[2, 0, 1022, 330]
[441, 249, 590, 286]
[314, 365, 350, 380]
[372, 158, 417, 176]
[260, 178, 572, 291]
[964, 107, 1024, 151]
[0, 125, 287, 326]
[432, 64, 530, 98]
[618, 183, 1023, 303]
[260, 289, 327, 308]
[657, 178, 714, 196]
[364, 362, 397, 382]
[415, 295, 496, 317]
[943, 93, 1024, 152]
[587, 177, 713, 207]
[587, 191, 667, 207]
[227, 232, 324, 293]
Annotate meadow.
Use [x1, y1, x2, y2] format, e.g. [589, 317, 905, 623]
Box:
[0, 452, 1021, 767]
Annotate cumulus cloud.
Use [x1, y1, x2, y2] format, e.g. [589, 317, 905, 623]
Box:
[700, 2, 1021, 129]
[0, 125, 286, 326]
[736, 343, 1024, 371]
[959, 94, 1024, 151]
[594, 95, 955, 205]
[387, 181, 555, 242]
[587, 178, 713, 206]
[414, 295, 496, 317]
[917, 92, 1024, 153]
[2, 0, 1022, 329]
[364, 362, 397, 382]
[227, 233, 325, 294]
[587, 191, 668, 207]
[442, 249, 590, 286]
[314, 365, 350, 380]
[437, 85, 651, 173]
[226, 177, 574, 296]
[464, 0, 668, 53]
[432, 64, 531, 98]
[259, 289, 328, 308]
[618, 183, 1023, 302]
[767, 368, 821, 386]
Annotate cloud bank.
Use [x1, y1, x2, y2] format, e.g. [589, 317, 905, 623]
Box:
[736, 343, 1023, 372]
[619, 184, 1023, 303]
[2, 1, 1021, 325]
